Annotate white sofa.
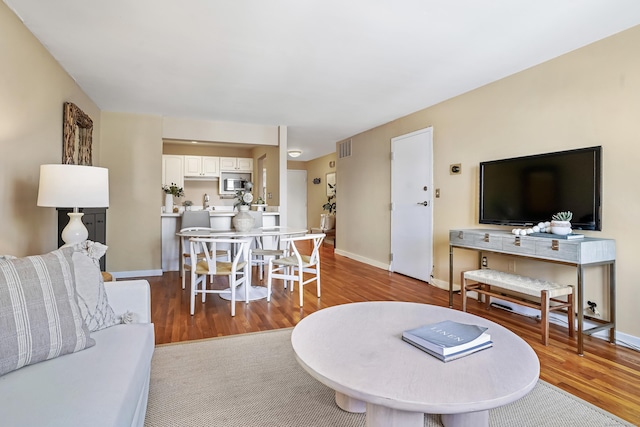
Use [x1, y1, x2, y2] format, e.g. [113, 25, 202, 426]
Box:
[0, 279, 155, 427]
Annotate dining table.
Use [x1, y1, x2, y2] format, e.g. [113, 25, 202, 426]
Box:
[176, 227, 309, 301]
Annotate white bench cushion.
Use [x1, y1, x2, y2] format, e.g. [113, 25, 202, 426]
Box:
[464, 269, 573, 298]
[0, 323, 155, 427]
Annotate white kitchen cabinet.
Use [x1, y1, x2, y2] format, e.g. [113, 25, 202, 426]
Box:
[162, 155, 184, 188]
[220, 157, 253, 172]
[183, 156, 219, 178]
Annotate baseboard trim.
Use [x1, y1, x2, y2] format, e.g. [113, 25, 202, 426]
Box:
[111, 269, 163, 279]
[333, 249, 389, 270]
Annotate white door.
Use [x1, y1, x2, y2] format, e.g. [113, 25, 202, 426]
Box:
[391, 127, 433, 282]
[287, 170, 307, 229]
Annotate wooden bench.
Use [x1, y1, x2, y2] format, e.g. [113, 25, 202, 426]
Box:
[462, 269, 574, 345]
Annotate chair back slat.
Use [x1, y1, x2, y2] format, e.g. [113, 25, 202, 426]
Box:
[181, 211, 211, 229]
[281, 233, 325, 265]
[189, 237, 251, 275]
[180, 226, 213, 256]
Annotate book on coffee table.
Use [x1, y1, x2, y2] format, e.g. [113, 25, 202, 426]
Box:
[402, 320, 492, 362]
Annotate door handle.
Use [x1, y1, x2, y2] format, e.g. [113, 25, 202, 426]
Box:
[417, 201, 429, 206]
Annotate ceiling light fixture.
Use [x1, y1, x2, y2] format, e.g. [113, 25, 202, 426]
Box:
[288, 150, 302, 158]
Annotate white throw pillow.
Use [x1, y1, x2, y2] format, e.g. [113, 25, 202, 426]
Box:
[72, 241, 118, 332]
[0, 247, 95, 377]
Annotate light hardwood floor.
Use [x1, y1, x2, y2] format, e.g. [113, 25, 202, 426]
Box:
[146, 242, 640, 425]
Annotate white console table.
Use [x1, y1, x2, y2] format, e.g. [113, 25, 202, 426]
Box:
[449, 229, 616, 355]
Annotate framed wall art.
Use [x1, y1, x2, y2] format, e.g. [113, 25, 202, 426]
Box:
[63, 102, 94, 165]
[326, 172, 336, 196]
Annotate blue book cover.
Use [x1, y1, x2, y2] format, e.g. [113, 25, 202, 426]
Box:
[402, 320, 490, 356]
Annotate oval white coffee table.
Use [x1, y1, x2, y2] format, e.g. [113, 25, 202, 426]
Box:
[291, 302, 539, 427]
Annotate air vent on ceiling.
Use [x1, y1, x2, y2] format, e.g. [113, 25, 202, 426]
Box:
[338, 139, 352, 159]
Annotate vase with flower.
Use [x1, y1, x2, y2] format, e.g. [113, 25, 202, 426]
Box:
[233, 186, 255, 232]
[162, 182, 184, 213]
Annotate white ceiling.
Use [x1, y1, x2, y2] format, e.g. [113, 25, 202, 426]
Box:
[5, 0, 640, 161]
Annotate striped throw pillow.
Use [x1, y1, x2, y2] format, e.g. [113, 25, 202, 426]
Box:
[0, 247, 95, 377]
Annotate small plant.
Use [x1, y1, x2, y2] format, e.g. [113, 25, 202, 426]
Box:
[552, 211, 573, 222]
[162, 183, 184, 197]
[183, 200, 193, 207]
[255, 196, 266, 205]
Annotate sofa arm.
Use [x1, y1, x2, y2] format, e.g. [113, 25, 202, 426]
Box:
[104, 280, 152, 323]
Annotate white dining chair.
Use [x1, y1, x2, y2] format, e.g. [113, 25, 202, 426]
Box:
[180, 227, 230, 290]
[189, 237, 251, 317]
[266, 233, 325, 306]
[246, 211, 286, 281]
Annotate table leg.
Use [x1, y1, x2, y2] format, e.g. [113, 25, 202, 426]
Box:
[449, 244, 454, 308]
[335, 391, 365, 413]
[366, 403, 423, 427]
[441, 410, 489, 427]
[577, 266, 584, 356]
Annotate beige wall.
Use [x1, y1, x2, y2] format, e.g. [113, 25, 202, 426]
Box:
[304, 153, 337, 229]
[162, 143, 253, 157]
[100, 112, 163, 272]
[253, 145, 281, 207]
[337, 25, 640, 338]
[0, 2, 101, 256]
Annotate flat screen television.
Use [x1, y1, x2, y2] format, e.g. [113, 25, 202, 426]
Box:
[479, 146, 602, 230]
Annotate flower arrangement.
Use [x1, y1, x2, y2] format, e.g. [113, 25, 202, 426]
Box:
[162, 183, 184, 197]
[234, 189, 254, 209]
[322, 183, 336, 214]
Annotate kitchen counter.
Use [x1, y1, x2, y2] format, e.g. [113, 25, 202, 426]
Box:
[161, 211, 279, 217]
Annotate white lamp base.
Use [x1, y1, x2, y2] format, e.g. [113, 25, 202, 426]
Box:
[60, 212, 89, 247]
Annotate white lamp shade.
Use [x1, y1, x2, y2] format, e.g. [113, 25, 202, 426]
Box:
[37, 164, 109, 208]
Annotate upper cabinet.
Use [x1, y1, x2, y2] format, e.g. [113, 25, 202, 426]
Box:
[220, 157, 253, 172]
[184, 156, 220, 178]
[162, 155, 184, 188]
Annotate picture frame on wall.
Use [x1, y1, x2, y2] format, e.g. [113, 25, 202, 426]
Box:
[326, 172, 336, 196]
[63, 102, 94, 165]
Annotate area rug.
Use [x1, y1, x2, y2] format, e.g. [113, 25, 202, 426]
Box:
[145, 329, 632, 427]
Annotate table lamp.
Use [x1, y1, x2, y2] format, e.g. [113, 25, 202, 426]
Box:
[37, 164, 109, 247]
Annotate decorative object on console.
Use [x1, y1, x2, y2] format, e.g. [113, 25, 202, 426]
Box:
[63, 102, 94, 165]
[37, 164, 109, 247]
[551, 211, 573, 235]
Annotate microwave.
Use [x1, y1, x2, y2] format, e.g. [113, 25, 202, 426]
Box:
[224, 178, 245, 191]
